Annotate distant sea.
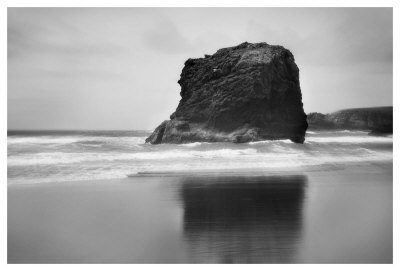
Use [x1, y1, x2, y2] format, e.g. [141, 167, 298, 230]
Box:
[7, 129, 393, 185]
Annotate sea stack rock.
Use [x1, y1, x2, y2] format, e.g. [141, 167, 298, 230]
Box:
[146, 42, 308, 144]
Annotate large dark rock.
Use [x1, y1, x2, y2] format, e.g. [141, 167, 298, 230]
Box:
[146, 42, 308, 144]
[307, 107, 393, 134]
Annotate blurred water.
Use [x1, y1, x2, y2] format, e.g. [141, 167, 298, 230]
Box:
[8, 172, 392, 263]
[7, 130, 393, 184]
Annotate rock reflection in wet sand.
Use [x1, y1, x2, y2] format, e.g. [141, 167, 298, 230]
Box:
[179, 175, 307, 263]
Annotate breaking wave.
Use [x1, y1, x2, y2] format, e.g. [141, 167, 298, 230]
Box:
[7, 130, 392, 184]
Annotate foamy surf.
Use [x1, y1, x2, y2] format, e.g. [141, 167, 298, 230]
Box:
[306, 135, 393, 144]
[248, 139, 293, 145]
[7, 130, 392, 184]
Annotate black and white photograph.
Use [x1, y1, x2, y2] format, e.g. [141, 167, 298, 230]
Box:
[3, 1, 397, 266]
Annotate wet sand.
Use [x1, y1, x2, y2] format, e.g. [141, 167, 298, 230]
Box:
[8, 164, 392, 263]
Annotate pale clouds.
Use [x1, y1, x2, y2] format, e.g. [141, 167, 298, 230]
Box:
[8, 8, 392, 130]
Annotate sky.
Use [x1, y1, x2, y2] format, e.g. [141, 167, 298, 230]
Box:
[8, 8, 393, 130]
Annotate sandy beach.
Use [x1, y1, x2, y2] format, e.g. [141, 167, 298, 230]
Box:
[8, 163, 392, 263]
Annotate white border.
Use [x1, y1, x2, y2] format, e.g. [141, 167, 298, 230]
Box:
[1, 0, 398, 270]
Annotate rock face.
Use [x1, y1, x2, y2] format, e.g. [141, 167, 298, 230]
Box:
[307, 107, 393, 134]
[146, 42, 308, 144]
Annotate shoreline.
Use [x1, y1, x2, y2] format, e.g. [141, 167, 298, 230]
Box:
[7, 160, 392, 187]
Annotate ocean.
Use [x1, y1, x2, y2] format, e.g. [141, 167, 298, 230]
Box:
[7, 129, 393, 263]
[7, 129, 393, 184]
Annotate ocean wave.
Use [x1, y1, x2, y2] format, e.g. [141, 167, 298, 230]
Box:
[7, 145, 392, 167]
[336, 130, 369, 134]
[306, 135, 393, 144]
[248, 139, 293, 145]
[8, 136, 83, 144]
[181, 142, 209, 147]
[8, 136, 147, 148]
[7, 150, 392, 184]
[7, 130, 393, 184]
[7, 148, 260, 166]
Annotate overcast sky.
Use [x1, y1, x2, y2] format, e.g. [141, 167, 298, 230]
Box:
[8, 8, 392, 130]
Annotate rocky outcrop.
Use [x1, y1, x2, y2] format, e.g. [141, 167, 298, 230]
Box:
[307, 107, 393, 134]
[146, 42, 308, 144]
[307, 112, 336, 129]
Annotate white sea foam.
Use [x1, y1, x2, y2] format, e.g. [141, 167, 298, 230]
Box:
[181, 142, 206, 147]
[8, 149, 393, 184]
[8, 136, 82, 144]
[248, 139, 293, 145]
[8, 136, 147, 146]
[7, 145, 392, 168]
[8, 148, 260, 166]
[337, 130, 368, 133]
[306, 135, 393, 144]
[7, 130, 393, 184]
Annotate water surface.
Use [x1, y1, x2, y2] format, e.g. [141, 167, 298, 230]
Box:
[8, 169, 392, 263]
[7, 130, 392, 184]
